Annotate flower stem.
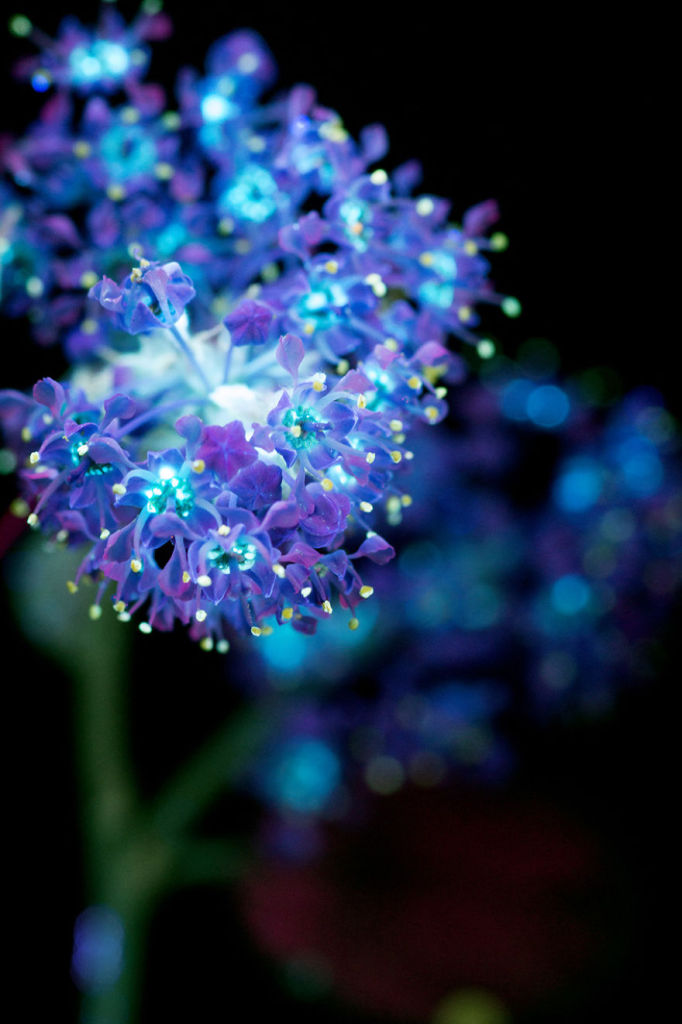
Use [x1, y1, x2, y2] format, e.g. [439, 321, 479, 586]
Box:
[169, 325, 212, 391]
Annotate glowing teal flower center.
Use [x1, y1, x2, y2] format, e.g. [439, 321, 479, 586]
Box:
[209, 538, 257, 572]
[144, 469, 194, 517]
[85, 462, 114, 477]
[282, 405, 322, 450]
[220, 164, 278, 222]
[297, 280, 347, 329]
[69, 41, 130, 84]
[419, 249, 458, 309]
[100, 124, 157, 181]
[339, 198, 370, 249]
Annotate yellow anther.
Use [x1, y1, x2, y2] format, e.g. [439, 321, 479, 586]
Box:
[139, 258, 151, 269]
[458, 305, 472, 322]
[27, 512, 39, 528]
[250, 626, 262, 637]
[99, 528, 110, 540]
[80, 271, 98, 289]
[199, 637, 214, 651]
[365, 452, 376, 464]
[10, 498, 29, 518]
[336, 359, 349, 375]
[322, 600, 333, 614]
[26, 276, 44, 298]
[419, 251, 434, 267]
[435, 386, 448, 399]
[138, 622, 152, 634]
[89, 605, 102, 621]
[56, 530, 69, 543]
[303, 321, 316, 335]
[197, 574, 212, 587]
[423, 365, 445, 385]
[407, 376, 421, 390]
[393, 432, 406, 443]
[319, 119, 348, 142]
[114, 601, 126, 613]
[130, 558, 142, 574]
[364, 272, 386, 297]
[234, 238, 251, 254]
[261, 625, 274, 636]
[191, 459, 206, 473]
[301, 586, 312, 598]
[405, 450, 414, 460]
[112, 483, 126, 495]
[130, 266, 143, 282]
[370, 169, 388, 185]
[464, 240, 478, 255]
[121, 106, 140, 124]
[359, 501, 373, 513]
[216, 639, 230, 654]
[357, 394, 367, 409]
[359, 585, 374, 599]
[77, 443, 89, 456]
[416, 197, 435, 216]
[106, 183, 126, 201]
[66, 580, 78, 594]
[273, 563, 286, 578]
[321, 477, 334, 491]
[324, 260, 339, 274]
[81, 318, 98, 335]
[218, 524, 230, 536]
[384, 338, 399, 351]
[182, 571, 191, 584]
[289, 423, 302, 438]
[425, 405, 439, 422]
[195, 609, 207, 622]
[281, 606, 293, 620]
[389, 419, 403, 432]
[390, 450, 402, 463]
[72, 140, 92, 158]
[401, 494, 413, 506]
[21, 427, 32, 442]
[349, 221, 363, 236]
[29, 451, 40, 464]
[312, 372, 327, 392]
[218, 217, 234, 235]
[154, 162, 174, 180]
[348, 617, 360, 630]
[490, 231, 509, 251]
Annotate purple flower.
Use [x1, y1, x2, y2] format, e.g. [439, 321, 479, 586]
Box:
[89, 260, 196, 334]
[223, 300, 273, 347]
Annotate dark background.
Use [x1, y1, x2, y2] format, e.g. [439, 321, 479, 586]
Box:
[1, 3, 674, 1021]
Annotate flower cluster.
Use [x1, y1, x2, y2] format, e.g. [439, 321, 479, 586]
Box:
[239, 348, 682, 828]
[1, 7, 513, 647]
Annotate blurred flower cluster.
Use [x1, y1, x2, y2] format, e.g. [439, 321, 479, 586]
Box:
[0, 3, 515, 648]
[242, 344, 682, 845]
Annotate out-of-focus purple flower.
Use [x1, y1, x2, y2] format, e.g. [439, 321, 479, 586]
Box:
[223, 300, 273, 347]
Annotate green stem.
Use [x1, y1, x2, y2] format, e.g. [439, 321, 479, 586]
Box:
[151, 700, 273, 836]
[71, 622, 171, 1024]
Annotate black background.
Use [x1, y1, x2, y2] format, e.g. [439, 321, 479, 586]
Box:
[0, 3, 674, 1021]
